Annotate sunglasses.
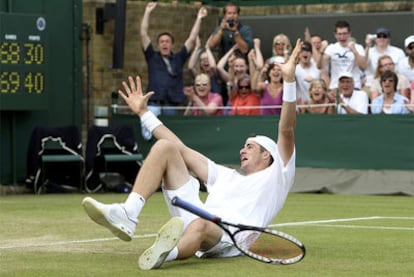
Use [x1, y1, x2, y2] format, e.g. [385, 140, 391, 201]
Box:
[380, 62, 394, 67]
[408, 44, 414, 50]
[377, 34, 388, 39]
[195, 82, 208, 87]
[239, 85, 250, 89]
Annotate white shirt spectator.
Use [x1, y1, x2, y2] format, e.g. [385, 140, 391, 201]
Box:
[337, 90, 369, 114]
[325, 42, 366, 90]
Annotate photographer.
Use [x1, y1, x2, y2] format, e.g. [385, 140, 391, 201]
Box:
[208, 2, 254, 58]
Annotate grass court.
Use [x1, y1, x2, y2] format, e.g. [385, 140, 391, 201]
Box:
[1, 192, 413, 276]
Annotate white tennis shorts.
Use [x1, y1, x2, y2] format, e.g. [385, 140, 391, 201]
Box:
[162, 176, 242, 258]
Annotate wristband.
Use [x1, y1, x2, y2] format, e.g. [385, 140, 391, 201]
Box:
[140, 111, 162, 133]
[282, 81, 296, 102]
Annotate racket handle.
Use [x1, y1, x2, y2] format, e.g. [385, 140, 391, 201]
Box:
[171, 196, 220, 223]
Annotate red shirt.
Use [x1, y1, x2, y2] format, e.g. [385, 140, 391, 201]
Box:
[231, 93, 260, 115]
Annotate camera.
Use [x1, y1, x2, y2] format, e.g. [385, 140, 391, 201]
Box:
[367, 34, 376, 44]
[227, 19, 235, 28]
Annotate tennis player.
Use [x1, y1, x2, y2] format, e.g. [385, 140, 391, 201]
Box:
[82, 39, 303, 270]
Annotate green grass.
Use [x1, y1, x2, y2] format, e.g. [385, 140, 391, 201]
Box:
[1, 193, 413, 276]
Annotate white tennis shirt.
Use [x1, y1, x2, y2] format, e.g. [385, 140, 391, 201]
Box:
[204, 147, 296, 228]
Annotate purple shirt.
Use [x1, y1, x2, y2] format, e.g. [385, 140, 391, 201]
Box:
[260, 83, 283, 115]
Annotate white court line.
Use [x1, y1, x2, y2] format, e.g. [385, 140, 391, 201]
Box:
[300, 224, 414, 231]
[1, 216, 413, 250]
[270, 216, 414, 228]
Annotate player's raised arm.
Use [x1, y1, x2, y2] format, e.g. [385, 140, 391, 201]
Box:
[277, 39, 302, 165]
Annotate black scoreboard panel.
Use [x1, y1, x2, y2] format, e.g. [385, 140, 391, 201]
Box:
[0, 13, 49, 110]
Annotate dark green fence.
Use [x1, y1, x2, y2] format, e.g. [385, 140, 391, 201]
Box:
[113, 114, 414, 170]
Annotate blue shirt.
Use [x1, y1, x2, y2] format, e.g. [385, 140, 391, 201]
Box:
[212, 22, 254, 56]
[144, 44, 189, 104]
[371, 93, 410, 114]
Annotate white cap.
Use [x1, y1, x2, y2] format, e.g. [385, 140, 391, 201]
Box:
[246, 135, 277, 160]
[404, 35, 414, 48]
[338, 71, 353, 80]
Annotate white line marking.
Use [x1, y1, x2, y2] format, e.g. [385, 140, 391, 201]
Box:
[1, 216, 413, 250]
[270, 216, 414, 228]
[303, 224, 414, 231]
[0, 233, 156, 250]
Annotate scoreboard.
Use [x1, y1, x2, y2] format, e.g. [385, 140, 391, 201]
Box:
[0, 13, 49, 110]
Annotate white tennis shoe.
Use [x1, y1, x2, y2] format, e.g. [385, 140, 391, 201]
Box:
[82, 196, 137, 241]
[138, 217, 184, 270]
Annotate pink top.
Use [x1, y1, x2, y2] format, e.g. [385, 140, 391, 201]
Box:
[190, 92, 224, 116]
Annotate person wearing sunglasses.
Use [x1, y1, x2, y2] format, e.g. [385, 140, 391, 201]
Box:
[183, 74, 224, 116]
[396, 35, 414, 85]
[371, 70, 410, 114]
[370, 55, 410, 101]
[363, 27, 405, 94]
[229, 74, 260, 115]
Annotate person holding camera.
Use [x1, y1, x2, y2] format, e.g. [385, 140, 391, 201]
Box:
[207, 2, 254, 58]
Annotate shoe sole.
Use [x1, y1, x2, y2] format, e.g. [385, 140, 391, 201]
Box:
[138, 217, 184, 270]
[82, 197, 132, 242]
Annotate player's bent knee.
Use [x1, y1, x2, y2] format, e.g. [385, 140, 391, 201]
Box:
[150, 139, 180, 156]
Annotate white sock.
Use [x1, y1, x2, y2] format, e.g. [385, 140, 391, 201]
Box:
[165, 247, 178, 262]
[122, 192, 145, 221]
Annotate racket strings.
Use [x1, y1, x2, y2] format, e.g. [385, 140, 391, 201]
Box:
[236, 230, 305, 264]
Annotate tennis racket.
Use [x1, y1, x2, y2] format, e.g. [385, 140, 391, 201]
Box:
[171, 196, 305, 265]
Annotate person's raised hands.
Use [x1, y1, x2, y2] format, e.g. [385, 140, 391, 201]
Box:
[145, 2, 157, 13]
[197, 7, 207, 19]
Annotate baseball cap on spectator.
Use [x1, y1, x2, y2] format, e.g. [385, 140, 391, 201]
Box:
[376, 27, 390, 37]
[338, 72, 353, 80]
[404, 35, 414, 48]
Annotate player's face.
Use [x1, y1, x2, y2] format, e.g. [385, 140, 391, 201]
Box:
[239, 142, 268, 174]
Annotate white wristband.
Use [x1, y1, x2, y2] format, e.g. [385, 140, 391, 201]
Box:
[140, 111, 162, 133]
[282, 81, 296, 102]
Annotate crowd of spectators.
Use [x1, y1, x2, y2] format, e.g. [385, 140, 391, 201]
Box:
[135, 2, 414, 122]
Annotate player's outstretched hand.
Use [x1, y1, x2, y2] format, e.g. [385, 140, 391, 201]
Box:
[278, 39, 302, 82]
[118, 76, 154, 116]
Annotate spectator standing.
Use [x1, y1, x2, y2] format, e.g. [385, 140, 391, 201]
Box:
[304, 27, 329, 68]
[321, 20, 367, 90]
[334, 72, 369, 114]
[364, 27, 405, 92]
[295, 41, 321, 103]
[217, 45, 249, 106]
[208, 2, 254, 57]
[183, 73, 224, 116]
[267, 33, 292, 64]
[299, 79, 335, 114]
[139, 2, 207, 139]
[255, 60, 285, 115]
[397, 35, 414, 83]
[229, 74, 260, 115]
[370, 55, 410, 101]
[371, 70, 410, 114]
[187, 36, 222, 95]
